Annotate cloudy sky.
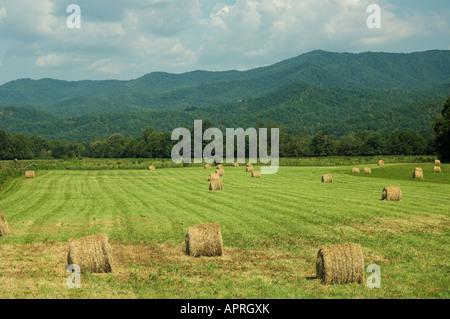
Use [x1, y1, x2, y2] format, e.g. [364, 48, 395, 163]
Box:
[0, 0, 448, 84]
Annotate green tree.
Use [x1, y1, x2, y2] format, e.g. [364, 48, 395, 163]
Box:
[433, 97, 450, 161]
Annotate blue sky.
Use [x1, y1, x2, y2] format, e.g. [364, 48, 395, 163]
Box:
[0, 0, 448, 85]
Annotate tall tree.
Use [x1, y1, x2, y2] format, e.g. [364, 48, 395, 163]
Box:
[433, 97, 450, 161]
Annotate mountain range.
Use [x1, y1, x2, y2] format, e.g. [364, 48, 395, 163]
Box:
[0, 50, 449, 141]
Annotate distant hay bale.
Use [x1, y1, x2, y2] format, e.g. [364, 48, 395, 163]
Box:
[322, 174, 333, 183]
[204, 164, 211, 169]
[148, 166, 156, 171]
[209, 179, 223, 191]
[232, 163, 239, 167]
[0, 209, 10, 237]
[216, 168, 224, 176]
[381, 187, 402, 201]
[216, 164, 224, 170]
[246, 167, 253, 173]
[352, 168, 360, 174]
[252, 171, 261, 178]
[413, 171, 423, 179]
[377, 160, 384, 166]
[316, 243, 364, 285]
[434, 166, 441, 173]
[25, 170, 35, 179]
[414, 167, 423, 172]
[183, 223, 223, 257]
[435, 159, 441, 165]
[208, 173, 220, 181]
[246, 163, 253, 167]
[67, 233, 113, 273]
[364, 167, 372, 174]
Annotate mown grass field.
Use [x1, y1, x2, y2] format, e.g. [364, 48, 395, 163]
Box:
[0, 162, 449, 298]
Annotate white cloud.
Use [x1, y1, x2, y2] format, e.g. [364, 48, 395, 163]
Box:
[35, 53, 67, 67]
[0, 7, 6, 22]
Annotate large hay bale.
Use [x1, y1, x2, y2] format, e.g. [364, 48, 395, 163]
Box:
[209, 178, 223, 191]
[377, 160, 384, 166]
[183, 223, 223, 257]
[352, 168, 360, 174]
[414, 167, 423, 172]
[67, 233, 113, 273]
[216, 164, 224, 170]
[364, 167, 372, 174]
[148, 166, 156, 171]
[208, 173, 220, 181]
[204, 164, 211, 169]
[435, 159, 441, 165]
[413, 171, 423, 179]
[246, 167, 253, 173]
[232, 162, 239, 167]
[25, 170, 35, 179]
[322, 174, 333, 183]
[381, 187, 402, 201]
[252, 171, 261, 178]
[216, 168, 224, 177]
[0, 209, 10, 237]
[316, 243, 364, 285]
[434, 166, 441, 173]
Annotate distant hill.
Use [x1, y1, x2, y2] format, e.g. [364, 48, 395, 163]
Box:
[0, 50, 449, 117]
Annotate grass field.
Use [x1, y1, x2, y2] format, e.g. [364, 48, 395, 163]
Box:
[0, 163, 449, 298]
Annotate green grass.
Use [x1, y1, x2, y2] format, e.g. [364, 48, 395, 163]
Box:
[0, 163, 448, 298]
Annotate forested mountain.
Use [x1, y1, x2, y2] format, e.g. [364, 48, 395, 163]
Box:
[0, 50, 449, 117]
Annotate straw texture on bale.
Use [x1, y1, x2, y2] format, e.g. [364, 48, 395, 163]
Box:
[25, 170, 35, 179]
[252, 171, 261, 178]
[316, 243, 364, 285]
[67, 233, 113, 273]
[209, 179, 223, 191]
[364, 167, 372, 174]
[216, 164, 224, 170]
[413, 171, 423, 179]
[208, 173, 220, 181]
[148, 166, 156, 171]
[378, 160, 384, 166]
[414, 167, 423, 172]
[204, 164, 211, 169]
[246, 167, 253, 173]
[435, 159, 441, 165]
[434, 166, 441, 173]
[352, 168, 360, 174]
[216, 168, 224, 176]
[322, 174, 333, 183]
[246, 163, 253, 167]
[381, 187, 402, 201]
[232, 163, 239, 167]
[182, 223, 223, 257]
[0, 209, 10, 237]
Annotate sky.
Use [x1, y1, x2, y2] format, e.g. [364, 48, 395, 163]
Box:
[0, 0, 448, 85]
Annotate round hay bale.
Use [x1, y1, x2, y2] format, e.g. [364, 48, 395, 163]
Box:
[434, 166, 441, 173]
[252, 171, 261, 178]
[208, 173, 220, 181]
[67, 233, 113, 273]
[216, 164, 224, 170]
[246, 167, 253, 173]
[0, 209, 10, 237]
[413, 171, 423, 179]
[322, 174, 333, 183]
[209, 179, 223, 191]
[364, 167, 372, 174]
[414, 167, 423, 172]
[204, 164, 211, 169]
[352, 168, 360, 174]
[232, 162, 239, 167]
[183, 223, 223, 257]
[246, 163, 253, 167]
[435, 159, 441, 165]
[148, 166, 156, 171]
[377, 160, 384, 166]
[216, 168, 224, 176]
[25, 170, 35, 179]
[316, 243, 364, 285]
[381, 187, 402, 201]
